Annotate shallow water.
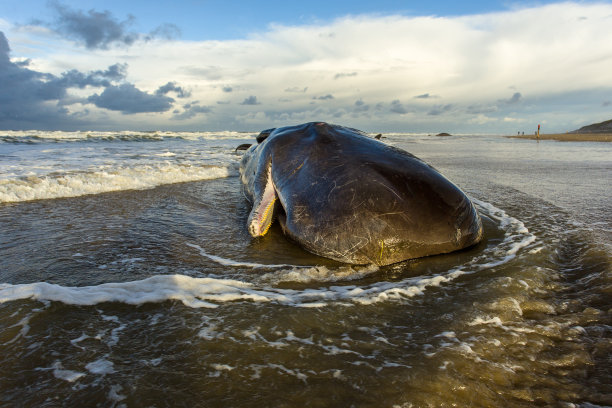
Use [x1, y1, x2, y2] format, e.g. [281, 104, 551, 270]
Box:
[0, 132, 610, 407]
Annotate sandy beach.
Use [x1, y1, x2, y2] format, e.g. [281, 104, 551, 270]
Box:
[508, 133, 612, 142]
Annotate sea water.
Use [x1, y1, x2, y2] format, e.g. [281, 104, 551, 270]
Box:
[0, 130, 610, 407]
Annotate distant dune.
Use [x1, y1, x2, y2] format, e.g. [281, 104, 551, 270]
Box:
[569, 118, 612, 133]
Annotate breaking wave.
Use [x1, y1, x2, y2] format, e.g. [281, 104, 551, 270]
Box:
[0, 163, 237, 203]
[0, 130, 257, 144]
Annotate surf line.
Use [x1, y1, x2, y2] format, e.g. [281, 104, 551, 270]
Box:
[185, 243, 307, 269]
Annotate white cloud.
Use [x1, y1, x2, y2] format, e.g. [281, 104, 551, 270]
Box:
[469, 114, 498, 125]
[2, 2, 612, 132]
[503, 117, 525, 123]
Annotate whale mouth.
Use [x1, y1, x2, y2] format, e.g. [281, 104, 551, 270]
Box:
[248, 166, 278, 237]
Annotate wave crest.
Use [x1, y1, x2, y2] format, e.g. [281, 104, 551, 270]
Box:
[0, 164, 237, 203]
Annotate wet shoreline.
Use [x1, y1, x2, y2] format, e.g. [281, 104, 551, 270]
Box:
[507, 133, 612, 142]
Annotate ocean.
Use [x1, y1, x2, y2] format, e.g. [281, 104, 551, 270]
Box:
[0, 130, 610, 407]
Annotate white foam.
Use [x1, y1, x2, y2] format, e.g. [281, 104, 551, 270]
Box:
[0, 267, 493, 310]
[108, 385, 126, 402]
[282, 330, 315, 346]
[70, 333, 90, 349]
[188, 242, 379, 283]
[186, 243, 298, 269]
[268, 364, 308, 382]
[0, 275, 279, 309]
[468, 316, 505, 327]
[108, 323, 126, 347]
[0, 164, 235, 203]
[85, 358, 115, 375]
[436, 331, 458, 340]
[212, 364, 234, 371]
[198, 325, 224, 340]
[0, 269, 464, 309]
[3, 315, 32, 345]
[148, 358, 163, 366]
[472, 198, 537, 268]
[467, 315, 537, 334]
[51, 362, 86, 382]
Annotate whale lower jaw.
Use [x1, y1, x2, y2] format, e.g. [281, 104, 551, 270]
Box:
[247, 166, 278, 237]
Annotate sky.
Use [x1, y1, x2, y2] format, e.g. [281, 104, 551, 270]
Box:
[1, 0, 611, 133]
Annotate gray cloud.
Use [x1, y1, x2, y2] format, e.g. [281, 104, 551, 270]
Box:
[46, 2, 138, 49]
[180, 66, 225, 80]
[156, 82, 191, 98]
[54, 63, 128, 89]
[390, 100, 408, 114]
[602, 101, 610, 107]
[14, 59, 32, 68]
[334, 72, 357, 79]
[146, 23, 181, 41]
[414, 93, 436, 99]
[466, 104, 498, 115]
[428, 104, 453, 116]
[354, 99, 369, 112]
[501, 92, 522, 104]
[284, 86, 308, 93]
[240, 95, 261, 105]
[0, 31, 80, 128]
[88, 84, 175, 114]
[38, 2, 180, 49]
[222, 86, 233, 93]
[0, 32, 180, 124]
[173, 102, 211, 120]
[313, 94, 334, 100]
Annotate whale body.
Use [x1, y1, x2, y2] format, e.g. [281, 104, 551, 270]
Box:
[239, 122, 483, 265]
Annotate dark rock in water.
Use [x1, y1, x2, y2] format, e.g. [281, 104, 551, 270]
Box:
[570, 118, 612, 133]
[436, 132, 452, 137]
[235, 143, 252, 152]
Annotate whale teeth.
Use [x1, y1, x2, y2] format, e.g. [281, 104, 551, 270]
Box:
[259, 197, 277, 236]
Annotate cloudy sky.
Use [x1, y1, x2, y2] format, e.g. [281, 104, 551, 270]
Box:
[1, 1, 611, 133]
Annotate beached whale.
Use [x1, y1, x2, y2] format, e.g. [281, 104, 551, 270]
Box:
[239, 122, 483, 265]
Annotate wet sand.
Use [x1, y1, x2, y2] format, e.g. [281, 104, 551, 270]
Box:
[508, 133, 612, 142]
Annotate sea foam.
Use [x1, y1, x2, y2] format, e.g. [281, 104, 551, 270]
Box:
[0, 164, 236, 203]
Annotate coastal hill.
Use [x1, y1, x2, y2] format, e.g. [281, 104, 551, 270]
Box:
[569, 118, 612, 133]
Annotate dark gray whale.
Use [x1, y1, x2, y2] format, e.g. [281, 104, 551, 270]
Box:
[239, 122, 483, 265]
